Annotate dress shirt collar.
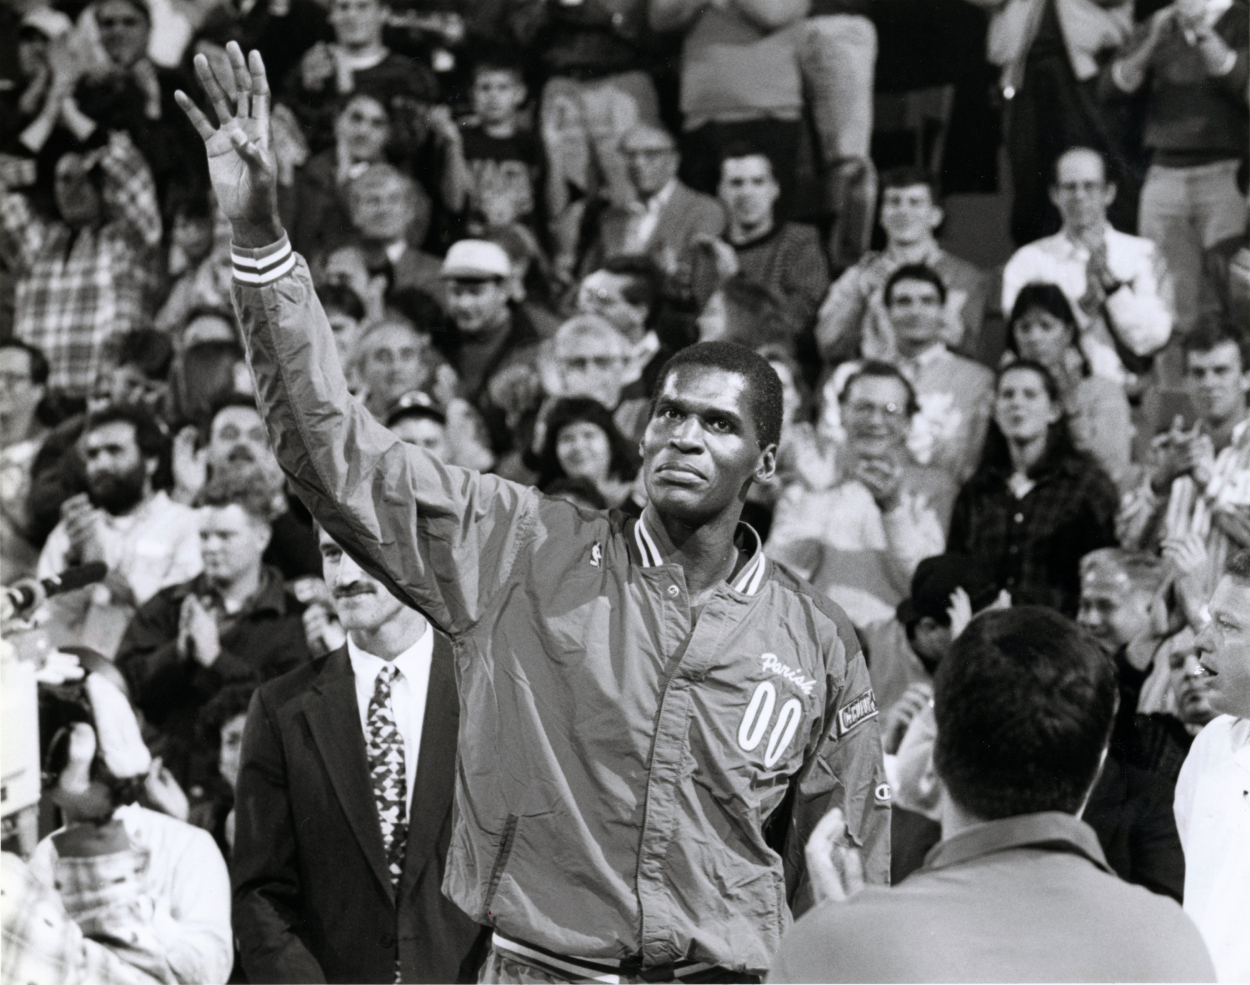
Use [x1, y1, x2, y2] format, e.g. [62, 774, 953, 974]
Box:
[883, 239, 942, 267]
[1231, 415, 1250, 448]
[641, 179, 677, 213]
[347, 623, 433, 692]
[923, 810, 1113, 874]
[385, 240, 407, 266]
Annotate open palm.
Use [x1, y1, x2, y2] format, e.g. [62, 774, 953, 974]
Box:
[175, 43, 278, 233]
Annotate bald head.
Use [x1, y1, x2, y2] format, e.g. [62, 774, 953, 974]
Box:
[1050, 147, 1115, 237]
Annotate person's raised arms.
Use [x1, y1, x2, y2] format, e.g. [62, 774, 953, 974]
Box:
[174, 44, 281, 249]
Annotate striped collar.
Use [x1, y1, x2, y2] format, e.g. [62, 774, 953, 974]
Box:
[232, 234, 296, 286]
[632, 515, 768, 596]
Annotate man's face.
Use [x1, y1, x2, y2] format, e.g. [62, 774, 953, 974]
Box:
[54, 158, 102, 228]
[208, 405, 279, 476]
[1050, 150, 1114, 235]
[880, 184, 940, 247]
[335, 95, 390, 164]
[886, 278, 944, 350]
[1186, 341, 1249, 425]
[198, 503, 268, 587]
[841, 375, 911, 453]
[1169, 649, 1217, 728]
[622, 130, 679, 199]
[0, 347, 43, 439]
[218, 713, 246, 790]
[352, 177, 415, 242]
[472, 69, 526, 127]
[83, 420, 150, 515]
[357, 323, 429, 408]
[445, 278, 510, 334]
[327, 310, 364, 365]
[320, 527, 406, 632]
[641, 366, 774, 524]
[1194, 575, 1250, 718]
[719, 156, 778, 230]
[88, 363, 164, 415]
[1077, 565, 1152, 653]
[96, 0, 149, 68]
[555, 330, 629, 408]
[329, 0, 386, 48]
[577, 272, 647, 340]
[389, 414, 448, 457]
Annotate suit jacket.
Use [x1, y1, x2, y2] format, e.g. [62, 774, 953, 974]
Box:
[232, 635, 489, 984]
[581, 181, 725, 278]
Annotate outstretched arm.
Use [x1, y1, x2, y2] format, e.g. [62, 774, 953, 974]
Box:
[176, 46, 538, 636]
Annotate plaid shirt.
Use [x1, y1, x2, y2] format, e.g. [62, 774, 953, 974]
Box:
[949, 449, 1120, 616]
[1, 851, 172, 985]
[1, 131, 161, 397]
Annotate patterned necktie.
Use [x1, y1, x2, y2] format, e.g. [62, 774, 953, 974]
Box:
[366, 665, 408, 888]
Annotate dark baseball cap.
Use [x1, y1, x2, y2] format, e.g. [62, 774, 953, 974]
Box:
[896, 553, 998, 625]
[385, 389, 447, 428]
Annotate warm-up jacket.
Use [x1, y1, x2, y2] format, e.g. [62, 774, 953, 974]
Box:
[229, 236, 890, 976]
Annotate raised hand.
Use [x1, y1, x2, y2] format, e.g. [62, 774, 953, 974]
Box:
[174, 42, 280, 247]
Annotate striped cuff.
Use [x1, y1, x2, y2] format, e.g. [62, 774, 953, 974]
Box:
[232, 234, 296, 286]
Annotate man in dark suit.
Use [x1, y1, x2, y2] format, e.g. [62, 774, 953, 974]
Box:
[231, 525, 488, 983]
[579, 123, 725, 287]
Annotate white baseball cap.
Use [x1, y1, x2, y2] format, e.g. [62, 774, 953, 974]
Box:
[440, 240, 511, 281]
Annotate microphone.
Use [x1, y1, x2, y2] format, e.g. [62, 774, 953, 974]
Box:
[2, 562, 109, 620]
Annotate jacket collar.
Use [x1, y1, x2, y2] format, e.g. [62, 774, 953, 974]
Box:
[923, 810, 1113, 874]
[187, 565, 290, 618]
[630, 515, 768, 596]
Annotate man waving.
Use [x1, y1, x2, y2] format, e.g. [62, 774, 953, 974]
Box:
[177, 45, 888, 984]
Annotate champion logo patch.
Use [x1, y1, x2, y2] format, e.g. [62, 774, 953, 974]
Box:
[837, 691, 879, 736]
[590, 543, 602, 568]
[875, 783, 892, 803]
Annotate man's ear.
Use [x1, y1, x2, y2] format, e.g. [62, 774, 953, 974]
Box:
[1048, 184, 1062, 211]
[754, 443, 778, 484]
[927, 205, 945, 231]
[1103, 182, 1117, 209]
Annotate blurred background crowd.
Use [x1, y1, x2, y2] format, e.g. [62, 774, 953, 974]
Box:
[0, 0, 1246, 979]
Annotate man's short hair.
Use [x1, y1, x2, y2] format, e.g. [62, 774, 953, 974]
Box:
[883, 263, 947, 306]
[470, 45, 526, 83]
[599, 255, 661, 316]
[0, 339, 50, 386]
[1080, 548, 1166, 596]
[318, 283, 367, 322]
[194, 460, 282, 524]
[209, 393, 260, 427]
[554, 314, 628, 351]
[1182, 318, 1249, 372]
[113, 327, 174, 380]
[933, 607, 1118, 821]
[880, 165, 941, 205]
[1051, 146, 1107, 186]
[652, 342, 784, 449]
[839, 360, 921, 417]
[718, 141, 774, 181]
[85, 402, 172, 488]
[1227, 548, 1250, 582]
[348, 164, 430, 224]
[95, 0, 151, 24]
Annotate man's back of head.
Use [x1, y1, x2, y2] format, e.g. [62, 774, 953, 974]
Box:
[933, 606, 1116, 820]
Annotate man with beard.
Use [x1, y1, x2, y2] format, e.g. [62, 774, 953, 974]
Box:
[116, 462, 314, 790]
[179, 45, 888, 983]
[231, 525, 488, 983]
[38, 404, 201, 658]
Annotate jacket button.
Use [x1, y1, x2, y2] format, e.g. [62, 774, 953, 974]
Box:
[1014, 512, 1024, 523]
[667, 585, 680, 597]
[379, 933, 395, 948]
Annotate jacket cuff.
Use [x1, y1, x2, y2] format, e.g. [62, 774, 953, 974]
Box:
[232, 234, 295, 286]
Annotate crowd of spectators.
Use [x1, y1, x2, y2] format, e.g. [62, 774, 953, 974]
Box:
[0, 0, 1246, 981]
